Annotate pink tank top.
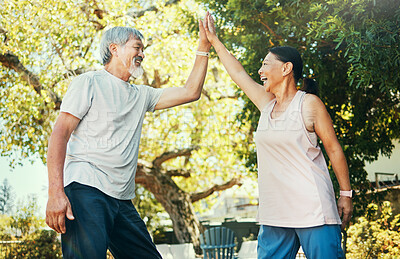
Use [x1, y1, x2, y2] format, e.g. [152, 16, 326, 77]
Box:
[255, 91, 341, 227]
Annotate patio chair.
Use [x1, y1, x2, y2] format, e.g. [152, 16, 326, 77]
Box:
[200, 226, 236, 259]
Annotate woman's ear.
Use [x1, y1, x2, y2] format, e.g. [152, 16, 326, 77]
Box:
[282, 62, 293, 77]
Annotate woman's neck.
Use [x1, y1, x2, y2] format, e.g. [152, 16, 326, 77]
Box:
[273, 82, 298, 105]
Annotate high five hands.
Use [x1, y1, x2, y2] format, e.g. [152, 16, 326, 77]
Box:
[203, 11, 218, 45]
[198, 12, 211, 50]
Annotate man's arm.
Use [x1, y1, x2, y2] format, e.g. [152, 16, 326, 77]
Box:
[46, 112, 80, 234]
[154, 18, 211, 110]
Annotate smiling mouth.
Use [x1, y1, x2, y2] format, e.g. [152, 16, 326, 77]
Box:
[134, 57, 143, 65]
[260, 76, 268, 84]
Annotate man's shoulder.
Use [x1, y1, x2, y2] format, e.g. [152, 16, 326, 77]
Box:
[77, 70, 103, 80]
[70, 70, 100, 83]
[69, 70, 111, 89]
[131, 84, 155, 92]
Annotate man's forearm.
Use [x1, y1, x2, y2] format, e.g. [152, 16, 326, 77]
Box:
[182, 43, 210, 100]
[47, 129, 69, 196]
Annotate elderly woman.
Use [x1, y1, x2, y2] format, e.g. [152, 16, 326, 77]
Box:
[203, 13, 353, 259]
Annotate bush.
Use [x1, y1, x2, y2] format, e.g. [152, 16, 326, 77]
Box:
[347, 201, 400, 258]
[5, 230, 61, 259]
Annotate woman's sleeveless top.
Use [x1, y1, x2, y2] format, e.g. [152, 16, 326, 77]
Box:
[255, 90, 341, 227]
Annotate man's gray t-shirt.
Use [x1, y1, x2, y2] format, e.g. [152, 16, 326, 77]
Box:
[60, 69, 164, 200]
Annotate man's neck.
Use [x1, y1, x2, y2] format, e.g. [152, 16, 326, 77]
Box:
[104, 63, 130, 82]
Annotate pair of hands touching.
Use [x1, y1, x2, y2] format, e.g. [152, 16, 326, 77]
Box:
[198, 12, 218, 51]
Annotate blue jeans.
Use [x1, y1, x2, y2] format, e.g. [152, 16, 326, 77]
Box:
[62, 182, 162, 259]
[257, 225, 345, 259]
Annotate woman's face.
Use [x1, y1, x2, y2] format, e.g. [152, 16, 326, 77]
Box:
[258, 52, 285, 92]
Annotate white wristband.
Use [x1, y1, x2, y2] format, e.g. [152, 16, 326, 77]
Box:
[196, 51, 209, 57]
[340, 190, 354, 198]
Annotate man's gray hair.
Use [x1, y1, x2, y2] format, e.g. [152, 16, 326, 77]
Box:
[100, 26, 144, 65]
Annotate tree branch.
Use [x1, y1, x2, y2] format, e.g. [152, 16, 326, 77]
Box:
[153, 146, 199, 168]
[201, 89, 211, 100]
[216, 94, 239, 100]
[0, 27, 7, 43]
[259, 20, 283, 41]
[0, 52, 62, 109]
[81, 0, 107, 31]
[0, 53, 42, 93]
[190, 177, 242, 203]
[135, 160, 155, 184]
[201, 89, 239, 101]
[151, 69, 170, 88]
[165, 169, 192, 178]
[128, 0, 180, 18]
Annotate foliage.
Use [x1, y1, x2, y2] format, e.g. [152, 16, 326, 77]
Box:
[9, 195, 44, 237]
[347, 201, 400, 258]
[0, 178, 14, 214]
[0, 195, 61, 258]
[198, 0, 400, 218]
[0, 213, 12, 240]
[0, 0, 253, 243]
[4, 230, 62, 259]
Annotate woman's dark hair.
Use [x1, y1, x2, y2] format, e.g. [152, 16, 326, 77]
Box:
[269, 46, 319, 96]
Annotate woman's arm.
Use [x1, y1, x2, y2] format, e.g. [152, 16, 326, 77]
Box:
[204, 13, 273, 110]
[304, 94, 353, 230]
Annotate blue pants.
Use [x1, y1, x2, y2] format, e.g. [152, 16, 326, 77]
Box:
[257, 225, 345, 259]
[62, 182, 162, 259]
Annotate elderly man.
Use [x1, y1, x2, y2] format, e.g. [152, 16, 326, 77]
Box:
[46, 18, 210, 258]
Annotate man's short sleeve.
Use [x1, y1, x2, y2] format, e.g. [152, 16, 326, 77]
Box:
[143, 85, 164, 112]
[60, 74, 93, 119]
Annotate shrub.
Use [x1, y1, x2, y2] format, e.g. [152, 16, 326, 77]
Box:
[5, 230, 61, 259]
[347, 201, 400, 258]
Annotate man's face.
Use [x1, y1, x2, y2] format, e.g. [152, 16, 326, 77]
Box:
[118, 37, 145, 78]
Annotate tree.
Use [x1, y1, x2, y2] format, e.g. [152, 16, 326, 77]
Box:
[198, 0, 400, 219]
[0, 0, 252, 252]
[0, 179, 14, 214]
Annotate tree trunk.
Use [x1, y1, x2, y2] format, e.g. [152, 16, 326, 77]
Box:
[136, 164, 204, 254]
[136, 155, 242, 255]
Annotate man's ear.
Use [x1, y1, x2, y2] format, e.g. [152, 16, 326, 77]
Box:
[282, 62, 293, 77]
[109, 43, 118, 57]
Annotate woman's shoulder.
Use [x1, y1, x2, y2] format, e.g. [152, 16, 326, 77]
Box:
[301, 94, 328, 131]
[303, 93, 325, 110]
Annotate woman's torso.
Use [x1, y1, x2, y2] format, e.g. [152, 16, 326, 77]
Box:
[255, 90, 341, 228]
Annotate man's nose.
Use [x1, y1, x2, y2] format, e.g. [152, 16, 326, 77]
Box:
[138, 50, 145, 59]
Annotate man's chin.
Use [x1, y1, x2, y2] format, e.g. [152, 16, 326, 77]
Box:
[130, 65, 144, 79]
